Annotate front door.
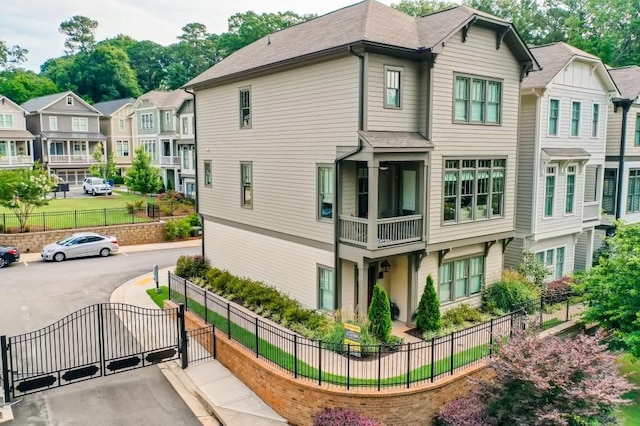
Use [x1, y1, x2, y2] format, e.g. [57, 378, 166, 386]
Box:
[367, 263, 378, 307]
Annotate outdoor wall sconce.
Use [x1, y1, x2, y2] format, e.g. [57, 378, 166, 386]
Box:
[381, 260, 391, 273]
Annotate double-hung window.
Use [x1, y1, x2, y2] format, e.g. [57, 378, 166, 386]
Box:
[318, 266, 335, 311]
[49, 116, 58, 130]
[443, 159, 505, 222]
[240, 88, 251, 128]
[141, 139, 157, 160]
[66, 96, 74, 106]
[384, 66, 402, 108]
[317, 166, 333, 220]
[182, 116, 188, 134]
[536, 248, 565, 280]
[72, 117, 88, 131]
[571, 101, 581, 136]
[182, 147, 190, 169]
[591, 103, 600, 137]
[544, 166, 556, 217]
[439, 255, 484, 302]
[635, 115, 640, 146]
[548, 99, 559, 136]
[115, 140, 129, 157]
[241, 162, 252, 207]
[565, 166, 576, 214]
[165, 112, 171, 126]
[454, 75, 501, 124]
[118, 119, 125, 132]
[141, 113, 154, 130]
[0, 114, 13, 128]
[203, 160, 212, 187]
[627, 169, 640, 213]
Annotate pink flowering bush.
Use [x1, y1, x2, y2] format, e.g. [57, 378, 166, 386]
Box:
[313, 408, 381, 426]
[437, 330, 635, 426]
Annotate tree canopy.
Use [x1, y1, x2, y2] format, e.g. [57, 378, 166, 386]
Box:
[59, 15, 99, 55]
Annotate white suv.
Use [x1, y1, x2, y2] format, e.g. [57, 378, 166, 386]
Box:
[83, 177, 112, 196]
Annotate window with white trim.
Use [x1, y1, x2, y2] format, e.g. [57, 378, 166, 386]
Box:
[240, 88, 251, 128]
[544, 166, 556, 217]
[317, 166, 333, 220]
[536, 247, 565, 280]
[66, 96, 74, 106]
[0, 114, 14, 128]
[49, 141, 64, 155]
[602, 168, 617, 215]
[443, 159, 505, 222]
[548, 99, 559, 136]
[591, 103, 599, 137]
[241, 162, 252, 207]
[141, 113, 154, 130]
[565, 166, 576, 214]
[318, 266, 335, 311]
[454, 75, 501, 124]
[439, 255, 484, 302]
[141, 139, 157, 161]
[115, 140, 129, 157]
[118, 119, 125, 132]
[384, 66, 402, 109]
[182, 146, 190, 169]
[49, 116, 58, 130]
[627, 169, 640, 213]
[635, 115, 640, 146]
[570, 101, 581, 136]
[72, 117, 88, 131]
[165, 112, 171, 126]
[203, 160, 212, 187]
[182, 116, 188, 134]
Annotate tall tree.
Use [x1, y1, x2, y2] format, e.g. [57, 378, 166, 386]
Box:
[368, 284, 393, 343]
[126, 40, 169, 93]
[392, 0, 458, 17]
[163, 23, 219, 89]
[88, 143, 118, 182]
[0, 70, 58, 104]
[59, 15, 98, 55]
[125, 147, 162, 196]
[40, 56, 77, 92]
[415, 275, 441, 332]
[0, 39, 28, 71]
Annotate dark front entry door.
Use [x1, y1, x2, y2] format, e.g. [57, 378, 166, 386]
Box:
[367, 263, 378, 306]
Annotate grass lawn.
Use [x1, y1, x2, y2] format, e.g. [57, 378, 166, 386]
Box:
[0, 189, 155, 213]
[619, 354, 640, 426]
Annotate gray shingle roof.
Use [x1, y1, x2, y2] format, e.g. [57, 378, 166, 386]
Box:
[139, 90, 192, 109]
[93, 98, 136, 117]
[359, 131, 434, 151]
[608, 66, 640, 101]
[21, 91, 73, 113]
[522, 42, 602, 89]
[186, 1, 538, 88]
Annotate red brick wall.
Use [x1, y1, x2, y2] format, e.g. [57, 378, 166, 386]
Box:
[168, 301, 494, 426]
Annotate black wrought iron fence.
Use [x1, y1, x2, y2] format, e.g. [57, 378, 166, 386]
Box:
[168, 272, 579, 390]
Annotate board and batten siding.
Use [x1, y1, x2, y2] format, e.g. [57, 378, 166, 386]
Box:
[196, 56, 360, 245]
[366, 53, 421, 132]
[427, 26, 520, 244]
[515, 94, 538, 234]
[503, 237, 524, 270]
[203, 221, 333, 310]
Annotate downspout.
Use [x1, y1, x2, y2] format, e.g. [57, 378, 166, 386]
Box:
[614, 99, 633, 220]
[331, 46, 365, 309]
[183, 88, 203, 257]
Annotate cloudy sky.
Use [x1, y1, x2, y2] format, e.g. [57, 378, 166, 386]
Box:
[1, 0, 396, 72]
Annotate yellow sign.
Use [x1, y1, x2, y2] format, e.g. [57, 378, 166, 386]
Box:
[344, 323, 361, 333]
[344, 322, 362, 356]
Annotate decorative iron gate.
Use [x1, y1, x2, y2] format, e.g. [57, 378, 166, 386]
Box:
[1, 303, 187, 402]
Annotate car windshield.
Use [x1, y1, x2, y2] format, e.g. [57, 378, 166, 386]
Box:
[57, 236, 75, 245]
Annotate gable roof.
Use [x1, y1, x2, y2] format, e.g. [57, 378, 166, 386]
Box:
[186, 0, 539, 88]
[93, 98, 136, 117]
[608, 66, 640, 101]
[135, 90, 192, 110]
[522, 42, 617, 92]
[21, 91, 100, 114]
[0, 95, 29, 114]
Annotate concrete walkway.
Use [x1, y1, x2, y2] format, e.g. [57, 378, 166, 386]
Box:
[109, 249, 287, 426]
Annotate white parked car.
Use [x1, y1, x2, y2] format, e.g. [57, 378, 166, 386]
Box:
[83, 177, 112, 195]
[41, 232, 119, 262]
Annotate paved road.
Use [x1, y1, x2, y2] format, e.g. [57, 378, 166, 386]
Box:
[1, 246, 202, 425]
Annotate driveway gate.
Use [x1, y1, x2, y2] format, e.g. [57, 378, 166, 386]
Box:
[1, 303, 187, 402]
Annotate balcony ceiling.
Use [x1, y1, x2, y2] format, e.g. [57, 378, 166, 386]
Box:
[358, 130, 434, 153]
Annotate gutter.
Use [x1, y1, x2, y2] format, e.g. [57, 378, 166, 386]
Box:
[613, 99, 634, 220]
[183, 88, 203, 257]
[331, 46, 365, 310]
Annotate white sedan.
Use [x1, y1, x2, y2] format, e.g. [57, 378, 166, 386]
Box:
[41, 232, 119, 262]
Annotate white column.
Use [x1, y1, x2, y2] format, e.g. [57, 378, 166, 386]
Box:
[367, 161, 379, 250]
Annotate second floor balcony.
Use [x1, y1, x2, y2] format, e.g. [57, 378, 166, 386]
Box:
[160, 156, 180, 166]
[0, 155, 34, 167]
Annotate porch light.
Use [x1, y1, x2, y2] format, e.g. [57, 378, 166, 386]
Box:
[381, 260, 391, 273]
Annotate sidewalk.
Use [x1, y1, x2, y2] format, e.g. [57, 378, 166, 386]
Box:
[109, 245, 287, 426]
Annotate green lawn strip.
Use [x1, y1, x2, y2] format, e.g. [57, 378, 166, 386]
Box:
[0, 190, 153, 213]
[541, 318, 564, 330]
[159, 290, 492, 387]
[146, 286, 169, 308]
[618, 354, 640, 426]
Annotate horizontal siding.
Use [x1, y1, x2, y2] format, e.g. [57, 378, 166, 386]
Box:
[203, 220, 333, 310]
[516, 95, 537, 233]
[574, 229, 593, 271]
[428, 26, 520, 244]
[41, 113, 100, 133]
[606, 104, 623, 154]
[503, 237, 524, 270]
[529, 234, 575, 275]
[0, 103, 28, 131]
[535, 163, 586, 235]
[196, 56, 360, 245]
[366, 53, 420, 132]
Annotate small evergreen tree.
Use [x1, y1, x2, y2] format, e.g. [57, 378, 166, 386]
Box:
[368, 284, 392, 343]
[415, 274, 441, 332]
[125, 146, 162, 196]
[88, 142, 117, 182]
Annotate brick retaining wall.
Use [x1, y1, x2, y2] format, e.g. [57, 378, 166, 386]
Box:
[0, 221, 167, 254]
[170, 301, 493, 426]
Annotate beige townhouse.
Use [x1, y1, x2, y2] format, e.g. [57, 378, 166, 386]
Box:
[93, 98, 137, 177]
[186, 0, 539, 323]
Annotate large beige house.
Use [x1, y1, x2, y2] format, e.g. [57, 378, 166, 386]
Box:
[0, 95, 34, 170]
[93, 98, 136, 177]
[505, 43, 618, 276]
[186, 1, 539, 323]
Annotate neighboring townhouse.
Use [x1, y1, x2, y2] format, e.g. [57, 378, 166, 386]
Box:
[132, 90, 193, 192]
[21, 91, 106, 185]
[505, 43, 618, 276]
[177, 97, 196, 199]
[600, 66, 640, 229]
[185, 1, 539, 323]
[0, 95, 34, 169]
[93, 98, 136, 176]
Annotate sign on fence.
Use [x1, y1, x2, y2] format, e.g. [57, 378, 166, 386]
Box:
[344, 322, 361, 357]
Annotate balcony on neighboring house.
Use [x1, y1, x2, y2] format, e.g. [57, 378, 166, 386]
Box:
[0, 155, 34, 167]
[0, 134, 34, 168]
[45, 139, 104, 165]
[160, 156, 180, 166]
[582, 201, 600, 222]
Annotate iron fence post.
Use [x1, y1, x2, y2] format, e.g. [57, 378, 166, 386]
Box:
[2, 214, 5, 232]
[406, 342, 412, 388]
[346, 344, 350, 390]
[183, 278, 187, 309]
[204, 293, 208, 324]
[430, 338, 435, 382]
[489, 318, 494, 357]
[97, 304, 106, 377]
[212, 324, 217, 359]
[179, 303, 188, 369]
[377, 345, 382, 391]
[510, 312, 515, 337]
[74, 210, 78, 229]
[1, 335, 10, 403]
[103, 208, 107, 226]
[293, 335, 298, 378]
[42, 211, 46, 231]
[318, 341, 322, 386]
[168, 271, 172, 302]
[539, 297, 544, 326]
[226, 303, 231, 338]
[566, 297, 570, 322]
[450, 333, 455, 375]
[254, 317, 259, 358]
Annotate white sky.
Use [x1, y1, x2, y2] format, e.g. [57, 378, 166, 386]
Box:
[1, 0, 395, 72]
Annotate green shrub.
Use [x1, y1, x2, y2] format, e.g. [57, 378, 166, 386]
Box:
[482, 270, 541, 314]
[441, 303, 485, 327]
[125, 199, 145, 214]
[186, 213, 201, 227]
[174, 255, 210, 280]
[415, 275, 441, 332]
[368, 284, 392, 343]
[164, 220, 177, 240]
[113, 175, 125, 185]
[175, 218, 191, 239]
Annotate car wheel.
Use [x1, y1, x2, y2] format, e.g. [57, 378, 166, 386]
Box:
[99, 248, 110, 257]
[0, 258, 6, 268]
[53, 252, 66, 262]
[92, 190, 96, 196]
